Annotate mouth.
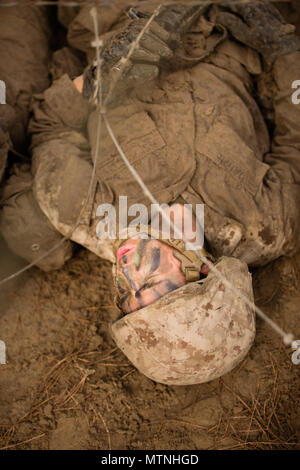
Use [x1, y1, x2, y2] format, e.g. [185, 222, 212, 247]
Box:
[200, 264, 210, 275]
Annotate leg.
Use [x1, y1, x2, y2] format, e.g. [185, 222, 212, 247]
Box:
[0, 165, 74, 271]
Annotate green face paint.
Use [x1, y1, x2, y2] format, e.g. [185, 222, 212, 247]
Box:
[115, 238, 186, 314]
[117, 275, 128, 293]
[134, 239, 149, 270]
[134, 250, 141, 269]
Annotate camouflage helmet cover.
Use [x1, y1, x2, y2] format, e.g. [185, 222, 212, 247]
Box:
[111, 256, 256, 385]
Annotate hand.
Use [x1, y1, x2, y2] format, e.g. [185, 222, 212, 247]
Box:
[73, 75, 84, 94]
[82, 3, 208, 103]
[216, 1, 300, 64]
[82, 16, 170, 103]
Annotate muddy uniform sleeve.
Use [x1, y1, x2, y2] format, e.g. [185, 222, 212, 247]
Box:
[28, 74, 116, 264]
[0, 5, 77, 271]
[67, 0, 138, 63]
[246, 52, 300, 262]
[0, 4, 51, 154]
[228, 52, 300, 265]
[0, 77, 84, 272]
[0, 3, 52, 185]
[30, 73, 90, 149]
[27, 2, 141, 265]
[29, 73, 95, 229]
[0, 165, 74, 272]
[182, 48, 300, 266]
[263, 52, 300, 194]
[0, 74, 92, 272]
[234, 51, 300, 263]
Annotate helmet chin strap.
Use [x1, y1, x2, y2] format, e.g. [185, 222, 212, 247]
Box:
[163, 238, 212, 282]
[174, 251, 207, 282]
[113, 225, 212, 282]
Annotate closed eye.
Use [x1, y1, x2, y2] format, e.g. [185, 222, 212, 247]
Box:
[119, 291, 130, 304]
[135, 280, 163, 298]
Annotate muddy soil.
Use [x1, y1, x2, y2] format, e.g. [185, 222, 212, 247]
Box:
[0, 1, 299, 450]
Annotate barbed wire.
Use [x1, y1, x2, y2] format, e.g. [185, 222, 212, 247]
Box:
[0, 0, 296, 346]
[0, 0, 294, 7]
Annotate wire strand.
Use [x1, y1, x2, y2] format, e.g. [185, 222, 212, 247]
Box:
[0, 1, 292, 8]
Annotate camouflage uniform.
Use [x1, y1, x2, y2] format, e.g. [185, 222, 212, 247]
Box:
[0, 2, 77, 269]
[0, 3, 52, 173]
[1, 1, 300, 270]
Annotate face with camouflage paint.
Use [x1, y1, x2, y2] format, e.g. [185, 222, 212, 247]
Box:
[116, 237, 187, 314]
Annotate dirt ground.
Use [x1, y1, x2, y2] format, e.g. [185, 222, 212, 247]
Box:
[0, 1, 300, 451]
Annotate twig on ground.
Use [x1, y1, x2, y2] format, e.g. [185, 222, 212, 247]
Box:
[91, 405, 112, 450]
[0, 433, 46, 450]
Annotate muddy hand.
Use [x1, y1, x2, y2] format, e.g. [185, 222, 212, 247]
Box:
[82, 16, 170, 103]
[83, 3, 209, 103]
[216, 1, 300, 64]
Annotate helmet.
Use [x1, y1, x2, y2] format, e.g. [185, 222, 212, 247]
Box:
[111, 256, 255, 385]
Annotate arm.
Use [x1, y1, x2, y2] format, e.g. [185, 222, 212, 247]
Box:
[29, 73, 89, 149]
[67, 0, 140, 59]
[265, 52, 300, 185]
[81, 3, 210, 103]
[28, 73, 91, 218]
[29, 73, 93, 227]
[251, 51, 300, 260]
[210, 3, 300, 262]
[216, 3, 300, 184]
[28, 73, 115, 263]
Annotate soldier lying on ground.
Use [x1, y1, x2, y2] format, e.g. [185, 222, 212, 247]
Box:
[1, 1, 300, 384]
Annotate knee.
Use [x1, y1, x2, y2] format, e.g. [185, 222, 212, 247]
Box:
[0, 166, 74, 272]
